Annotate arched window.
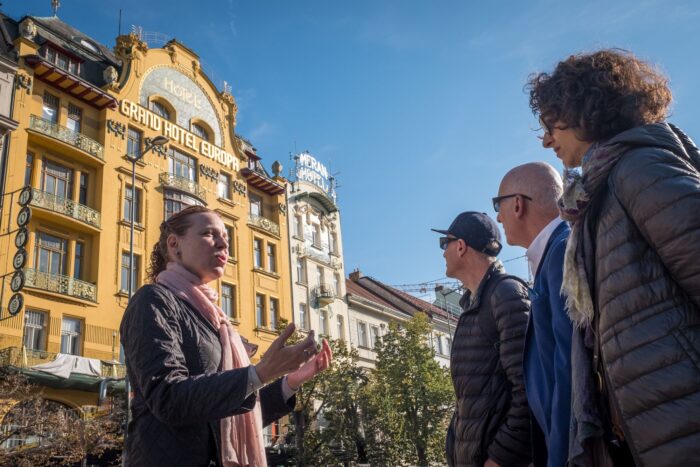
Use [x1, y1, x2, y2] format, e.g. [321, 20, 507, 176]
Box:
[150, 100, 171, 121]
[191, 123, 209, 141]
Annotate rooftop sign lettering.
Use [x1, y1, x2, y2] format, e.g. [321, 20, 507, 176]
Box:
[295, 152, 335, 200]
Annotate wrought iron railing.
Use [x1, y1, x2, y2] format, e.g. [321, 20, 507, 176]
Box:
[248, 214, 280, 236]
[24, 268, 97, 303]
[313, 283, 336, 303]
[29, 188, 101, 228]
[0, 346, 125, 378]
[29, 115, 104, 160]
[159, 172, 207, 201]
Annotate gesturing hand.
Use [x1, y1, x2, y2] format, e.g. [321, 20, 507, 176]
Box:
[254, 324, 318, 384]
[287, 339, 333, 389]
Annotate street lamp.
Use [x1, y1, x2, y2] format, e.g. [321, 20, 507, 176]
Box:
[126, 135, 168, 299]
[123, 135, 167, 464]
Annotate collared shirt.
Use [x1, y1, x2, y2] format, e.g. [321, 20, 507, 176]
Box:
[526, 217, 565, 277]
[246, 366, 297, 401]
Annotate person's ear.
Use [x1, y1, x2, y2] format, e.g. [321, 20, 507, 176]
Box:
[166, 234, 179, 259]
[514, 196, 526, 219]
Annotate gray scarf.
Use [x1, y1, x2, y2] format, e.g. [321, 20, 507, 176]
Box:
[559, 142, 630, 328]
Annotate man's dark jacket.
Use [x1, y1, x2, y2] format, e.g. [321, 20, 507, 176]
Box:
[522, 221, 571, 467]
[120, 284, 294, 466]
[576, 123, 700, 466]
[446, 262, 531, 467]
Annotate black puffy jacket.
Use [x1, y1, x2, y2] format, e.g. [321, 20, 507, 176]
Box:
[120, 284, 294, 466]
[584, 123, 700, 466]
[446, 262, 531, 467]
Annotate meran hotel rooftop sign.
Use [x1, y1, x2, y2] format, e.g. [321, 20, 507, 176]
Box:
[120, 99, 239, 171]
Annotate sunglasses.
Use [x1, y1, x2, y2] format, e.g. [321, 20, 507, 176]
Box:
[492, 193, 532, 213]
[240, 336, 259, 358]
[439, 236, 460, 250]
[539, 116, 569, 137]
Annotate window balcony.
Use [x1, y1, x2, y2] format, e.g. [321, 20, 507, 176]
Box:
[29, 188, 101, 229]
[0, 346, 125, 379]
[313, 283, 336, 306]
[159, 172, 207, 202]
[248, 214, 280, 236]
[29, 115, 104, 161]
[24, 268, 97, 303]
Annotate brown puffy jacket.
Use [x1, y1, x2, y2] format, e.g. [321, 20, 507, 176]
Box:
[588, 123, 700, 466]
[446, 262, 531, 467]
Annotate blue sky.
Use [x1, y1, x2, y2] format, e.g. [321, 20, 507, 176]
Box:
[7, 0, 700, 297]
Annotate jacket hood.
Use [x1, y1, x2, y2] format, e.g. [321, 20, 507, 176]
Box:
[607, 123, 700, 167]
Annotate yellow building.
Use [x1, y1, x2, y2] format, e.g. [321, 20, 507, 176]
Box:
[0, 15, 292, 411]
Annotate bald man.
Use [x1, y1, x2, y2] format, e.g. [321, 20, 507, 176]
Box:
[494, 162, 572, 467]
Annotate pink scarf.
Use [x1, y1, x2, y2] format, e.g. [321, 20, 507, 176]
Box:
[157, 262, 266, 467]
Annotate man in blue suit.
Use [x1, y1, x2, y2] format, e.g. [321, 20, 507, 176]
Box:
[494, 162, 572, 467]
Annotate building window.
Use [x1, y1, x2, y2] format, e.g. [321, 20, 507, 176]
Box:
[43, 46, 80, 75]
[337, 315, 345, 341]
[127, 127, 142, 160]
[121, 253, 140, 292]
[333, 273, 340, 296]
[78, 173, 88, 205]
[320, 309, 328, 336]
[73, 241, 84, 280]
[253, 239, 262, 268]
[299, 303, 307, 330]
[41, 160, 72, 199]
[311, 224, 321, 248]
[66, 104, 82, 133]
[191, 123, 209, 141]
[164, 190, 202, 219]
[25, 153, 33, 187]
[217, 172, 231, 200]
[150, 100, 171, 120]
[221, 284, 235, 319]
[60, 317, 82, 355]
[269, 298, 279, 330]
[330, 232, 338, 254]
[266, 244, 277, 273]
[296, 258, 306, 284]
[168, 149, 197, 181]
[317, 266, 324, 286]
[124, 185, 142, 224]
[295, 215, 304, 238]
[358, 322, 368, 348]
[225, 225, 235, 259]
[370, 326, 380, 349]
[24, 310, 47, 351]
[34, 232, 67, 276]
[256, 294, 265, 327]
[249, 193, 263, 217]
[42, 92, 59, 123]
[445, 336, 452, 356]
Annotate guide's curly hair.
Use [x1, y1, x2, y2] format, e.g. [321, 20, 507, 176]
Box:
[147, 205, 213, 283]
[527, 49, 672, 141]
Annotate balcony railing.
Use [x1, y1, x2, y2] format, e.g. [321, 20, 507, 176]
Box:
[0, 347, 125, 379]
[313, 283, 336, 305]
[29, 115, 104, 160]
[24, 268, 97, 302]
[248, 214, 280, 236]
[29, 188, 101, 228]
[159, 172, 207, 201]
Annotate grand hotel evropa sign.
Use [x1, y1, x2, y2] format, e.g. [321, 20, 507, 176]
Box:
[120, 99, 239, 171]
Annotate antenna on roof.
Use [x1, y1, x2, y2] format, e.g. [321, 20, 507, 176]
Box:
[118, 9, 122, 36]
[51, 0, 60, 17]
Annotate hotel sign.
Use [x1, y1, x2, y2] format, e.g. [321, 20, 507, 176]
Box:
[296, 152, 334, 198]
[120, 99, 239, 171]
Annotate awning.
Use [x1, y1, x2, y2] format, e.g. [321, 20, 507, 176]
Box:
[24, 54, 118, 110]
[241, 168, 286, 195]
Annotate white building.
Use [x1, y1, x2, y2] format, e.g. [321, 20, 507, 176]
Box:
[287, 151, 350, 341]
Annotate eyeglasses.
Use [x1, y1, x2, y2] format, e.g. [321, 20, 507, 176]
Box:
[240, 336, 259, 358]
[492, 193, 533, 212]
[539, 116, 569, 138]
[439, 236, 460, 250]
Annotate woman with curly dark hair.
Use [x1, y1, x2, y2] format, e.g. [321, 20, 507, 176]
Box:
[527, 49, 700, 467]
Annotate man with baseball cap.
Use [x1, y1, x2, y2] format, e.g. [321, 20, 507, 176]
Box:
[434, 212, 531, 467]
